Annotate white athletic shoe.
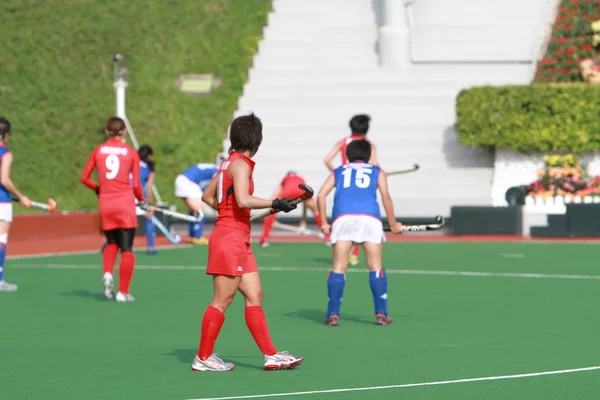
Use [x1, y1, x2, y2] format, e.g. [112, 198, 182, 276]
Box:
[115, 291, 135, 303]
[0, 280, 18, 292]
[103, 273, 114, 299]
[264, 351, 304, 371]
[191, 354, 235, 372]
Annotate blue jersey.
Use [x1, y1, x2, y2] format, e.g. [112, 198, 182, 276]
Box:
[182, 163, 219, 190]
[139, 161, 153, 199]
[0, 146, 11, 203]
[331, 162, 381, 221]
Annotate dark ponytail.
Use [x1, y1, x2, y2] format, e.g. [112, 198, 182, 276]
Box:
[138, 144, 155, 172]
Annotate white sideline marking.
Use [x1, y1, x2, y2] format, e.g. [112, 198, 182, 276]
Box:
[185, 365, 600, 400]
[501, 253, 525, 258]
[10, 264, 600, 280]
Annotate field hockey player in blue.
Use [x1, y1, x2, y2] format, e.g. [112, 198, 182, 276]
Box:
[136, 145, 157, 255]
[174, 154, 224, 245]
[317, 139, 403, 326]
[0, 118, 32, 292]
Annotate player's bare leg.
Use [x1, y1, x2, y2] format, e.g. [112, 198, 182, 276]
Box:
[182, 197, 208, 245]
[192, 275, 239, 372]
[325, 240, 353, 326]
[0, 220, 16, 292]
[363, 241, 392, 325]
[239, 272, 304, 370]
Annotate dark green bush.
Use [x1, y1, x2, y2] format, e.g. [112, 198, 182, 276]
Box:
[455, 84, 600, 153]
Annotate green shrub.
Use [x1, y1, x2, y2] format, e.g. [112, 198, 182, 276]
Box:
[0, 0, 271, 212]
[455, 84, 600, 153]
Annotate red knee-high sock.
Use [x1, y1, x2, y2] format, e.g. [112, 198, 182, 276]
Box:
[118, 251, 135, 294]
[245, 306, 277, 356]
[103, 244, 119, 275]
[261, 214, 276, 242]
[314, 213, 322, 227]
[352, 245, 360, 257]
[197, 306, 226, 360]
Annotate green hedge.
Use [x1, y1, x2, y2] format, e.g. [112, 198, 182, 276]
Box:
[455, 84, 600, 153]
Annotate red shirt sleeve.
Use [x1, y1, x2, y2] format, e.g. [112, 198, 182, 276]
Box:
[130, 151, 144, 202]
[80, 148, 99, 191]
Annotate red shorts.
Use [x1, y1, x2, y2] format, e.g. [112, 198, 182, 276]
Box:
[206, 225, 258, 276]
[99, 197, 138, 231]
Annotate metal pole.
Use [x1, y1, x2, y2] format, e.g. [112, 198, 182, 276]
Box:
[112, 53, 164, 204]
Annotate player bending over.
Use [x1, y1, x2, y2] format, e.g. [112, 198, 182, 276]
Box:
[317, 140, 402, 326]
[259, 170, 324, 247]
[191, 113, 303, 372]
[137, 144, 157, 254]
[323, 114, 379, 266]
[80, 117, 146, 303]
[174, 157, 223, 245]
[0, 118, 31, 292]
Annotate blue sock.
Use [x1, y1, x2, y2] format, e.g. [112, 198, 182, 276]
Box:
[188, 212, 203, 239]
[197, 214, 205, 237]
[369, 269, 389, 315]
[0, 242, 7, 281]
[145, 217, 156, 249]
[326, 271, 346, 317]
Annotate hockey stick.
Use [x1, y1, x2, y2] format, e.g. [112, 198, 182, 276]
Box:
[384, 215, 445, 232]
[145, 205, 202, 223]
[273, 221, 325, 239]
[250, 183, 314, 222]
[386, 164, 420, 176]
[151, 215, 182, 244]
[12, 197, 57, 211]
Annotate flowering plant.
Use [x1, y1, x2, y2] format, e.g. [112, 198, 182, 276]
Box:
[526, 154, 600, 199]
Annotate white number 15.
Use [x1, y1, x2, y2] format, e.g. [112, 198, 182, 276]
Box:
[342, 168, 371, 189]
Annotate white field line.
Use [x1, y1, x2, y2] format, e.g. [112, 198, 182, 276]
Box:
[9, 263, 600, 280]
[185, 365, 600, 400]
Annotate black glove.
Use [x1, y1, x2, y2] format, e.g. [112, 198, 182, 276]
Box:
[138, 200, 149, 211]
[271, 198, 297, 213]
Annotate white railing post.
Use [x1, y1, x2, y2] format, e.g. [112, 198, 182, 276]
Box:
[112, 53, 163, 204]
[378, 0, 411, 67]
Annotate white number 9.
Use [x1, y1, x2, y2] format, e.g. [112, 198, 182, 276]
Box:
[105, 154, 120, 180]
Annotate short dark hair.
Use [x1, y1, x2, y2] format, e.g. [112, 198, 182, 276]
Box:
[346, 139, 371, 162]
[138, 144, 155, 171]
[0, 117, 11, 138]
[349, 114, 370, 135]
[106, 116, 126, 137]
[229, 113, 263, 156]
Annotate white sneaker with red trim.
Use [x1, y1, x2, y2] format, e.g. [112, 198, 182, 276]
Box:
[191, 354, 235, 372]
[264, 351, 304, 371]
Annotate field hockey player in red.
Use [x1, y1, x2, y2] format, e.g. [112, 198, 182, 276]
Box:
[323, 114, 378, 266]
[80, 117, 146, 303]
[259, 170, 325, 247]
[191, 113, 304, 372]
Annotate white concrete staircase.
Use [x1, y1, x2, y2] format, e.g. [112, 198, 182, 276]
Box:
[232, 0, 556, 218]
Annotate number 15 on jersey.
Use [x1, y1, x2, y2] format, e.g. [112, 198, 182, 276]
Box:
[342, 167, 372, 189]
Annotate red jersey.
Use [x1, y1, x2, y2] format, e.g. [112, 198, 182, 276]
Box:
[340, 134, 367, 164]
[216, 152, 255, 233]
[281, 172, 305, 192]
[80, 138, 144, 202]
